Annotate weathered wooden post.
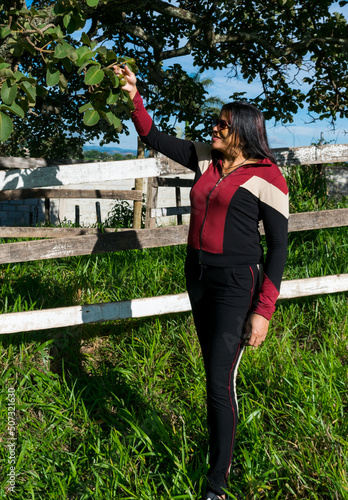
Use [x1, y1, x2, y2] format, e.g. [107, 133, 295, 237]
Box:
[145, 149, 157, 229]
[133, 137, 144, 229]
[96, 201, 101, 224]
[175, 177, 182, 225]
[75, 205, 80, 227]
[45, 198, 50, 223]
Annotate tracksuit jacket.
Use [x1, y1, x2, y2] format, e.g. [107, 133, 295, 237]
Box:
[131, 91, 289, 320]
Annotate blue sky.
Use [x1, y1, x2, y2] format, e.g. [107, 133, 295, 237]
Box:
[175, 56, 348, 150]
[94, 59, 348, 152]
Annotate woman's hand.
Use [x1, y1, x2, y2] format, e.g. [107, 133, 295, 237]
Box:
[244, 313, 270, 347]
[113, 64, 137, 99]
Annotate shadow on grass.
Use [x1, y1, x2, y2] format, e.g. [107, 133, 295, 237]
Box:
[2, 320, 151, 428]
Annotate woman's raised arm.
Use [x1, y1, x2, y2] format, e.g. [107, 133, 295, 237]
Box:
[113, 65, 200, 172]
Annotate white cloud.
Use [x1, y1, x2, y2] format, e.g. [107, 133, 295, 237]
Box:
[267, 121, 348, 148]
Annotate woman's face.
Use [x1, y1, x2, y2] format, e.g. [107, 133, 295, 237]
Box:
[211, 112, 239, 156]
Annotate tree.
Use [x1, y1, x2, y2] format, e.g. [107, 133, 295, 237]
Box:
[1, 0, 348, 157]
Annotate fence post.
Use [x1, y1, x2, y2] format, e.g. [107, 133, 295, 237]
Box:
[145, 177, 158, 229]
[175, 177, 182, 225]
[133, 137, 144, 229]
[45, 198, 50, 223]
[145, 149, 157, 229]
[96, 201, 101, 224]
[75, 205, 80, 227]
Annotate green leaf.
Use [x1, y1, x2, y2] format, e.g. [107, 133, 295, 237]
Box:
[83, 108, 100, 126]
[1, 79, 17, 105]
[67, 49, 78, 62]
[81, 32, 91, 47]
[0, 112, 14, 142]
[0, 101, 25, 118]
[97, 46, 108, 57]
[29, 6, 39, 16]
[63, 13, 78, 33]
[0, 27, 11, 39]
[0, 67, 14, 79]
[54, 42, 77, 61]
[63, 13, 72, 28]
[54, 42, 70, 59]
[61, 58, 73, 73]
[76, 46, 96, 65]
[86, 0, 99, 6]
[11, 42, 24, 57]
[105, 111, 121, 128]
[59, 73, 68, 91]
[46, 66, 60, 87]
[106, 51, 118, 62]
[103, 68, 117, 87]
[19, 98, 29, 115]
[0, 62, 11, 71]
[79, 102, 93, 113]
[36, 85, 48, 98]
[45, 26, 65, 39]
[17, 37, 36, 55]
[121, 91, 130, 103]
[14, 71, 25, 82]
[84, 66, 104, 85]
[106, 90, 120, 105]
[77, 59, 100, 75]
[10, 101, 25, 118]
[20, 81, 36, 105]
[126, 93, 135, 112]
[113, 116, 121, 128]
[53, 3, 66, 15]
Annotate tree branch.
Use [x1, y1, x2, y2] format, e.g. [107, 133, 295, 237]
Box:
[99, 22, 163, 52]
[150, 0, 201, 24]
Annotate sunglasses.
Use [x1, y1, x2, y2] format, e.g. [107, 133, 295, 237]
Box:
[211, 118, 231, 131]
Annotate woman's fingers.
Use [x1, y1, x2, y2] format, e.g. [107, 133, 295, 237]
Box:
[112, 64, 134, 78]
[112, 65, 137, 99]
[113, 64, 124, 76]
[244, 313, 269, 347]
[113, 64, 137, 91]
[123, 64, 133, 75]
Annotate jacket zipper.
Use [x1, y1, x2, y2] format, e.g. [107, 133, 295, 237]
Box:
[198, 174, 226, 264]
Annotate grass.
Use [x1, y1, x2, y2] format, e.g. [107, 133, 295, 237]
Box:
[0, 296, 347, 499]
[0, 171, 347, 499]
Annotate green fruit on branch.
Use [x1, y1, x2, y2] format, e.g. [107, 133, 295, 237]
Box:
[118, 76, 127, 86]
[108, 57, 136, 70]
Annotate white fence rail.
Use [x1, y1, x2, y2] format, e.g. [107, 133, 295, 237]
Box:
[0, 274, 347, 335]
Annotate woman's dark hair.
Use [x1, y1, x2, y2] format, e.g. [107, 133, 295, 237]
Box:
[220, 101, 276, 164]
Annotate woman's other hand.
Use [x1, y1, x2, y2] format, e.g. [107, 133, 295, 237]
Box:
[245, 313, 270, 347]
[113, 64, 137, 99]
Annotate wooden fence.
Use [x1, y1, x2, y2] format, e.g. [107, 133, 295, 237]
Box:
[0, 143, 347, 335]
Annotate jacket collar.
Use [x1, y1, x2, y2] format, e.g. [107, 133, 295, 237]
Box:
[213, 156, 274, 169]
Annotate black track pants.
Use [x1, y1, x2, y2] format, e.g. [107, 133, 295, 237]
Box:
[185, 248, 260, 496]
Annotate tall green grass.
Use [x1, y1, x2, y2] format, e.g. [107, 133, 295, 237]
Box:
[1, 295, 347, 499]
[0, 168, 347, 499]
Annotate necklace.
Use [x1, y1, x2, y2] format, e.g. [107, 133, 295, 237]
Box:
[221, 156, 250, 177]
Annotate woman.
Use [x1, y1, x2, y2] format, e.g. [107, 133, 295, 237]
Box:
[114, 65, 289, 500]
